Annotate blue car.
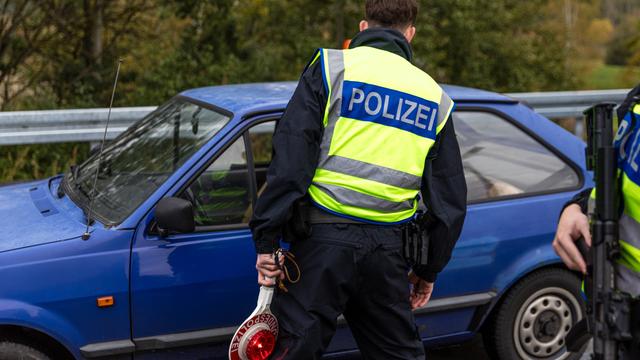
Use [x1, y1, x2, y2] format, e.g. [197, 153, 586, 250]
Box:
[0, 83, 590, 360]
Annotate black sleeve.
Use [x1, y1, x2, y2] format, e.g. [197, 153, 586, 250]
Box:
[249, 62, 326, 254]
[561, 188, 591, 216]
[413, 118, 467, 282]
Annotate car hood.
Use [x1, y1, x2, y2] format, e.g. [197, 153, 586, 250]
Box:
[0, 180, 84, 251]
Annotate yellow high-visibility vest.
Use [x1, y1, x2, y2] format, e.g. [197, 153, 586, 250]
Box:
[307, 46, 454, 223]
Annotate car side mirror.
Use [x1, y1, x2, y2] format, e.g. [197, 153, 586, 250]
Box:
[155, 197, 195, 237]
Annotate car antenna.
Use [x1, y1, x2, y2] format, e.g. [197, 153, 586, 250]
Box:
[82, 59, 123, 241]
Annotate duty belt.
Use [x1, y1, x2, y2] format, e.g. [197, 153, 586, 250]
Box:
[306, 206, 365, 225]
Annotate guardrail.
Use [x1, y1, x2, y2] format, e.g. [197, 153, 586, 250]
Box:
[0, 89, 631, 145]
[511, 88, 629, 118]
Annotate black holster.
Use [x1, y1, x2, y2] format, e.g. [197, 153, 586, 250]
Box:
[402, 213, 430, 267]
[282, 199, 312, 243]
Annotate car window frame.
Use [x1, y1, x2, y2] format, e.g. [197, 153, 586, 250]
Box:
[455, 105, 584, 205]
[173, 113, 281, 233]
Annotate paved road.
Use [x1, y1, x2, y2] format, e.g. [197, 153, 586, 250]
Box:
[317, 333, 594, 360]
[428, 335, 592, 360]
[341, 334, 593, 359]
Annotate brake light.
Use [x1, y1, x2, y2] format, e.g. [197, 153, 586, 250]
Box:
[245, 329, 276, 360]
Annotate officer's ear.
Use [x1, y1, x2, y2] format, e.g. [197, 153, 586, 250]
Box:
[403, 26, 416, 43]
[359, 20, 369, 32]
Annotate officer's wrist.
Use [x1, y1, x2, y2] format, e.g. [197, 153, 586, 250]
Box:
[421, 272, 437, 283]
[413, 267, 438, 283]
[254, 242, 275, 254]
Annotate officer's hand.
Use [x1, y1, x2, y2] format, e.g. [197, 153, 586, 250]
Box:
[408, 272, 434, 310]
[256, 253, 285, 286]
[553, 204, 591, 274]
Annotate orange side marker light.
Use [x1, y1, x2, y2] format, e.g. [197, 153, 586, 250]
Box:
[97, 296, 114, 308]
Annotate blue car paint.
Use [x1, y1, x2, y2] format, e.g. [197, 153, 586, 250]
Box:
[0, 82, 590, 359]
[0, 179, 132, 359]
[0, 180, 85, 251]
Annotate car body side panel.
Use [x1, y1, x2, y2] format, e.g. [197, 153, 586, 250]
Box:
[130, 228, 258, 337]
[0, 299, 83, 359]
[0, 225, 133, 358]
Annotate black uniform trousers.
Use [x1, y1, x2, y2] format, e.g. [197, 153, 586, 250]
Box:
[270, 223, 425, 360]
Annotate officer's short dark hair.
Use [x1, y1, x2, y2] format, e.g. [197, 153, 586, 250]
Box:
[365, 0, 418, 30]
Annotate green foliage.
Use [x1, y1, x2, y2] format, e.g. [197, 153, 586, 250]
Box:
[0, 143, 88, 183]
[605, 9, 640, 66]
[1, 0, 638, 183]
[587, 64, 640, 89]
[413, 0, 576, 92]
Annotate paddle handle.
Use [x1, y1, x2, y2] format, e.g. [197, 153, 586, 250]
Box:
[257, 283, 275, 311]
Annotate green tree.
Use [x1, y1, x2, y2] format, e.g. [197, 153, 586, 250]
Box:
[0, 0, 588, 183]
[409, 0, 578, 92]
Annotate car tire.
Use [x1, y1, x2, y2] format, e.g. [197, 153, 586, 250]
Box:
[483, 268, 588, 360]
[0, 341, 51, 360]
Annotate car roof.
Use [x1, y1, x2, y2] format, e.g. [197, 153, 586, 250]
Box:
[180, 81, 516, 115]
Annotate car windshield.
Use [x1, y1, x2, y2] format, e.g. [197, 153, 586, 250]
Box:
[66, 97, 232, 225]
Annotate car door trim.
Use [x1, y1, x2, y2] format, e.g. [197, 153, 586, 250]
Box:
[79, 339, 136, 358]
[78, 291, 495, 357]
[134, 326, 238, 351]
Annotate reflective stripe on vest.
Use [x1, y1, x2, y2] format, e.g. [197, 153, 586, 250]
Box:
[308, 47, 454, 223]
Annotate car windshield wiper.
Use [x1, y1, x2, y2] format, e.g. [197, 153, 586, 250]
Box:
[57, 165, 81, 198]
[72, 181, 95, 226]
[57, 166, 95, 225]
[71, 164, 81, 181]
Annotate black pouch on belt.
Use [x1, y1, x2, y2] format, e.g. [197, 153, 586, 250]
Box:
[402, 223, 413, 264]
[403, 222, 422, 266]
[403, 213, 431, 266]
[416, 213, 431, 266]
[416, 226, 429, 266]
[282, 198, 312, 243]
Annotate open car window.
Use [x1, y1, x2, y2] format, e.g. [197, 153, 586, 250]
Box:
[454, 111, 580, 203]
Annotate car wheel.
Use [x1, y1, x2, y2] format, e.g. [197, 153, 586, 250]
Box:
[0, 341, 51, 360]
[484, 268, 587, 360]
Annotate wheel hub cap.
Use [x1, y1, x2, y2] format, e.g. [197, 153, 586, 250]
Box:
[517, 293, 574, 358]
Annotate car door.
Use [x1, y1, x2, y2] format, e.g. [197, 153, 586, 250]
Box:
[130, 119, 277, 358]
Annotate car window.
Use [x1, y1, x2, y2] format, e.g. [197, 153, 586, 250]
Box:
[184, 137, 252, 227]
[249, 121, 276, 194]
[454, 111, 580, 203]
[69, 98, 232, 225]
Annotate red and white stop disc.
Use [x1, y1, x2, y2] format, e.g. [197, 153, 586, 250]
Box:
[229, 285, 279, 360]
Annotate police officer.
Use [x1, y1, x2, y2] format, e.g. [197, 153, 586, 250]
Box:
[553, 85, 640, 358]
[249, 1, 467, 358]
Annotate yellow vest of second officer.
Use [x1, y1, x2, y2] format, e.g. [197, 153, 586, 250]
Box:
[307, 46, 455, 223]
[614, 103, 640, 293]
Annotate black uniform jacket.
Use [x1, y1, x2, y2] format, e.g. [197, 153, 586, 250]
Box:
[249, 28, 467, 282]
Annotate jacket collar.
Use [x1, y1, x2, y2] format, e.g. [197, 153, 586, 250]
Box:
[348, 27, 413, 62]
